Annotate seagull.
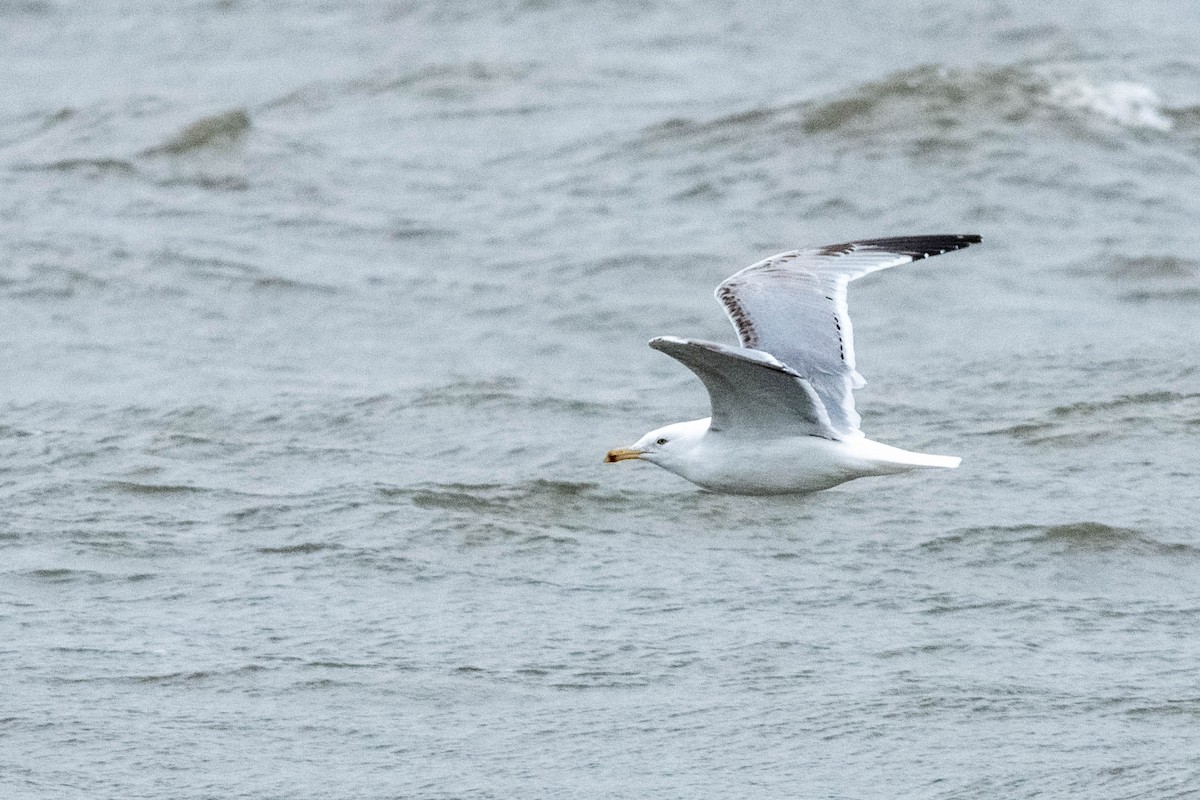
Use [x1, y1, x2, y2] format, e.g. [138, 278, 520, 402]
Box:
[605, 234, 981, 495]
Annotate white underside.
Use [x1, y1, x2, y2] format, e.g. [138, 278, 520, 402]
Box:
[656, 424, 960, 495]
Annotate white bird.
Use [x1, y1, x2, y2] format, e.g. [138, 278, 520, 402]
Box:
[605, 234, 981, 495]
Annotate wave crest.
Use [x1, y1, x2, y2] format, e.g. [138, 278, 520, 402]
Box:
[1044, 77, 1173, 131]
[645, 63, 1180, 158]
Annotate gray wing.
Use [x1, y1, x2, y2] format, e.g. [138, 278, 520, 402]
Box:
[650, 336, 838, 439]
[715, 234, 981, 438]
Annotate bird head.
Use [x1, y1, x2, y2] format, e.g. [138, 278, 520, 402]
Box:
[605, 419, 708, 470]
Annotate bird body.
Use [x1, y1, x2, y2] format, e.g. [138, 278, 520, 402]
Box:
[605, 235, 980, 495]
[608, 414, 960, 495]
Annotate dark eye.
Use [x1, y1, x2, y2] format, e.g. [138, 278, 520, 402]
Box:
[656, 437, 668, 445]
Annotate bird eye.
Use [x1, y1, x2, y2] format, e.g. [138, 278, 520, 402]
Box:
[656, 437, 668, 445]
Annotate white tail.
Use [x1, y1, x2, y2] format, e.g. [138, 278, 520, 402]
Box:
[850, 439, 962, 471]
[901, 452, 962, 470]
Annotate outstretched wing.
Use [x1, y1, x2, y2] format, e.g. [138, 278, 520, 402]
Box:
[715, 234, 981, 437]
[649, 336, 838, 439]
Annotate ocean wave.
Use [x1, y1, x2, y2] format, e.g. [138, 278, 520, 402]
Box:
[1105, 254, 1198, 279]
[6, 264, 109, 300]
[20, 567, 157, 584]
[809, 64, 1176, 135]
[409, 378, 618, 415]
[263, 61, 534, 112]
[256, 542, 345, 556]
[29, 157, 137, 175]
[927, 522, 1200, 558]
[1049, 391, 1200, 418]
[105, 480, 207, 495]
[0, 1, 53, 15]
[1057, 251, 1200, 302]
[984, 391, 1200, 444]
[54, 664, 270, 687]
[141, 108, 251, 156]
[388, 476, 796, 543]
[403, 478, 610, 514]
[1100, 254, 1200, 302]
[385, 478, 640, 543]
[641, 62, 1180, 158]
[149, 250, 339, 294]
[801, 64, 1045, 135]
[139, 108, 251, 190]
[409, 378, 524, 409]
[1038, 522, 1200, 556]
[9, 104, 253, 190]
[1043, 77, 1173, 131]
[0, 245, 338, 300]
[1038, 521, 1140, 543]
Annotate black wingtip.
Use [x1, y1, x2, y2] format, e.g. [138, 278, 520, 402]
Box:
[820, 234, 982, 260]
[868, 234, 981, 259]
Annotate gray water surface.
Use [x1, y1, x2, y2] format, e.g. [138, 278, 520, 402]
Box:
[4, 2, 1200, 798]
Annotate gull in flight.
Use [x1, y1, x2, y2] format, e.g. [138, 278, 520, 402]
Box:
[605, 235, 981, 494]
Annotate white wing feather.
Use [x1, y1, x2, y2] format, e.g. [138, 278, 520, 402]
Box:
[715, 235, 981, 437]
[649, 336, 838, 439]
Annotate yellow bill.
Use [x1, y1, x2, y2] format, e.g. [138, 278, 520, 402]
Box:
[604, 447, 643, 463]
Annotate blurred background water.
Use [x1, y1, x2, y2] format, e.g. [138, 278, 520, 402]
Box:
[3, 1, 1200, 798]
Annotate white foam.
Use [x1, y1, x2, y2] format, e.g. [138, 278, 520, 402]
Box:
[1045, 77, 1173, 131]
